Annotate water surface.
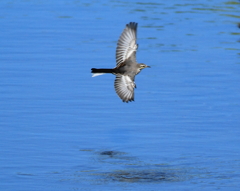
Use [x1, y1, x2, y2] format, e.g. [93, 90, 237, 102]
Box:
[0, 0, 240, 190]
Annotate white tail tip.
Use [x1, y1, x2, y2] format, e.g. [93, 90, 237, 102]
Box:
[92, 73, 106, 77]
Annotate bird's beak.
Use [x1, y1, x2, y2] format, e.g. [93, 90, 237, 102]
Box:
[146, 65, 151, 68]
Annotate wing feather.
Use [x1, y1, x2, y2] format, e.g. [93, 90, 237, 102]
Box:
[116, 22, 138, 67]
[114, 75, 136, 102]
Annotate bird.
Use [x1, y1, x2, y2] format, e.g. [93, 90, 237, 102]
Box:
[91, 22, 150, 103]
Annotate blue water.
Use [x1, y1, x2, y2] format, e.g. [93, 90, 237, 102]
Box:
[1, 0, 240, 190]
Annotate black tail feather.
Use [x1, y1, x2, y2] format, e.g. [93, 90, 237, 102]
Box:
[91, 68, 114, 74]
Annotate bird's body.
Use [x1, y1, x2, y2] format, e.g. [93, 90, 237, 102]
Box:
[91, 22, 150, 103]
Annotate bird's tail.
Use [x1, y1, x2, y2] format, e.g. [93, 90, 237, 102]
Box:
[91, 68, 114, 77]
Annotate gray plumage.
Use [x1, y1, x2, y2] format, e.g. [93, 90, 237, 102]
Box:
[91, 22, 150, 103]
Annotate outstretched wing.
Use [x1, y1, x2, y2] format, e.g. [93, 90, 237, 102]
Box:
[116, 22, 138, 67]
[114, 75, 136, 102]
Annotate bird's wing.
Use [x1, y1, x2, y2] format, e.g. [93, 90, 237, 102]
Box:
[114, 75, 136, 102]
[116, 22, 138, 67]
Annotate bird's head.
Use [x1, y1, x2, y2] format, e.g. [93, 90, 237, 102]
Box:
[139, 63, 151, 70]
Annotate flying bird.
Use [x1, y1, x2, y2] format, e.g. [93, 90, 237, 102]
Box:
[91, 22, 150, 103]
